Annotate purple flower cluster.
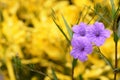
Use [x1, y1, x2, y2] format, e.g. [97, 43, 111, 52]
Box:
[71, 22, 110, 62]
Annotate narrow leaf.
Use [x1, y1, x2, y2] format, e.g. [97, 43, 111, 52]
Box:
[87, 15, 95, 24]
[90, 7, 110, 24]
[110, 0, 116, 19]
[82, 6, 90, 22]
[79, 74, 83, 80]
[117, 19, 120, 39]
[62, 15, 73, 40]
[76, 6, 86, 24]
[51, 9, 57, 20]
[0, 10, 4, 22]
[52, 18, 70, 43]
[113, 68, 120, 73]
[52, 68, 58, 80]
[51, 10, 70, 43]
[96, 47, 114, 69]
[113, 5, 120, 20]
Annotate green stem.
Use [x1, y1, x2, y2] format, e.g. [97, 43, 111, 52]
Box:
[71, 59, 77, 80]
[114, 41, 118, 80]
[71, 66, 74, 80]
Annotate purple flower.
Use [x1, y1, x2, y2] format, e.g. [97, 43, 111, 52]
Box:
[70, 37, 92, 62]
[70, 21, 110, 61]
[87, 22, 110, 46]
[72, 23, 88, 38]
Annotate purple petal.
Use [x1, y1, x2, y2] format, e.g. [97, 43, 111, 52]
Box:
[71, 37, 80, 47]
[102, 30, 111, 38]
[87, 22, 111, 46]
[72, 23, 87, 37]
[72, 34, 80, 38]
[84, 42, 93, 54]
[93, 37, 105, 46]
[72, 25, 80, 33]
[94, 22, 105, 30]
[78, 54, 88, 62]
[70, 48, 79, 59]
[70, 37, 93, 61]
[79, 22, 87, 28]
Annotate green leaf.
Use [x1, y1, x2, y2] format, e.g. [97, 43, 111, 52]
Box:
[52, 17, 70, 43]
[82, 6, 90, 22]
[13, 56, 22, 68]
[117, 19, 120, 39]
[79, 74, 83, 80]
[76, 10, 83, 24]
[110, 0, 116, 19]
[51, 10, 70, 43]
[52, 68, 58, 80]
[51, 9, 57, 20]
[0, 10, 4, 22]
[91, 7, 110, 24]
[96, 47, 114, 69]
[113, 68, 120, 72]
[62, 15, 73, 40]
[113, 5, 120, 20]
[87, 15, 95, 24]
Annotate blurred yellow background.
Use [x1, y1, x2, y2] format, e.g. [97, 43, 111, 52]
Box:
[0, 0, 120, 80]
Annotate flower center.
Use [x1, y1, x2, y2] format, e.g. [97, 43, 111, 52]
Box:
[81, 47, 85, 51]
[95, 32, 100, 37]
[80, 32, 85, 36]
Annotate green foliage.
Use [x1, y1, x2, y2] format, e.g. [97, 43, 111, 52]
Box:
[1, 0, 120, 80]
[62, 15, 73, 40]
[12, 56, 22, 69]
[0, 10, 3, 22]
[93, 4, 111, 24]
[110, 0, 116, 19]
[114, 32, 119, 43]
[117, 19, 120, 39]
[79, 74, 83, 80]
[52, 68, 58, 80]
[51, 9, 70, 43]
[96, 47, 114, 70]
[72, 59, 77, 69]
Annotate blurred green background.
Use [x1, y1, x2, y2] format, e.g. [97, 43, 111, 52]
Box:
[0, 0, 120, 80]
